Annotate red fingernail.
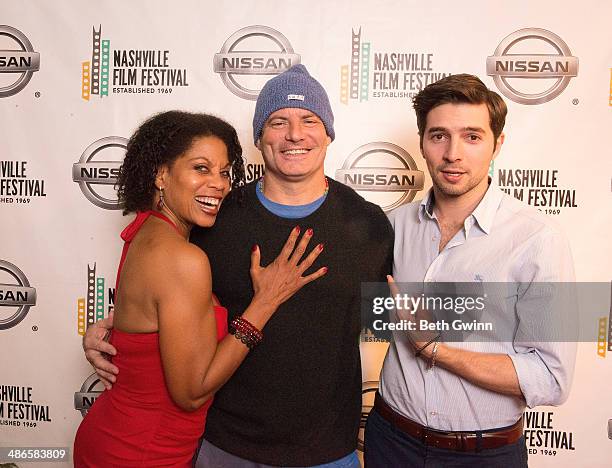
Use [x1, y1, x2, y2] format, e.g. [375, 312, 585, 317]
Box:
[252, 244, 258, 252]
[322, 266, 328, 274]
[307, 228, 313, 236]
[295, 226, 301, 234]
[318, 243, 324, 251]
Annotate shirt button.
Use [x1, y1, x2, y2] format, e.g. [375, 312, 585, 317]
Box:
[430, 411, 437, 416]
[432, 236, 437, 241]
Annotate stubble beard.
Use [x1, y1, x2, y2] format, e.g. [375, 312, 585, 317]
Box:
[432, 170, 484, 198]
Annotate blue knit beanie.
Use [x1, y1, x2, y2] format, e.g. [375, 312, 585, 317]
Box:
[252, 64, 335, 143]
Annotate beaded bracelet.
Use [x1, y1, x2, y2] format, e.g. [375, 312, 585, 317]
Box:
[233, 316, 263, 341]
[231, 329, 256, 349]
[229, 327, 259, 349]
[229, 316, 263, 349]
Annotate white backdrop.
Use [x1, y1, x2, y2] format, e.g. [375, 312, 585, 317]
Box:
[1, 1, 611, 466]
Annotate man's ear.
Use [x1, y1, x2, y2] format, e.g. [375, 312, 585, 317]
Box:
[492, 132, 505, 160]
[255, 139, 261, 151]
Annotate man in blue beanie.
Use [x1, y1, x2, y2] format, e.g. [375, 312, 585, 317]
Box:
[192, 63, 392, 467]
[84, 64, 393, 467]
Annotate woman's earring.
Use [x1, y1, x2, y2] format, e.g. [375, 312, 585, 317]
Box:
[157, 186, 165, 210]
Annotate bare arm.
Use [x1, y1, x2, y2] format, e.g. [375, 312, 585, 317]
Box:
[388, 275, 522, 397]
[159, 226, 326, 411]
[420, 344, 522, 397]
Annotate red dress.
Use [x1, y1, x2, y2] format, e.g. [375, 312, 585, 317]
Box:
[73, 211, 227, 467]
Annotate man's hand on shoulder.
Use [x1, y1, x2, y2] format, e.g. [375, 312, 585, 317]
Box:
[83, 312, 119, 390]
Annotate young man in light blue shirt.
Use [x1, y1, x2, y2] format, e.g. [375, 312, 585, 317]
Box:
[364, 74, 576, 468]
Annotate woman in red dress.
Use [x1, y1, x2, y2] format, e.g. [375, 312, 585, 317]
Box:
[73, 111, 326, 467]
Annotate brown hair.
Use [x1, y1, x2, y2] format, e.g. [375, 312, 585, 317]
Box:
[413, 74, 507, 148]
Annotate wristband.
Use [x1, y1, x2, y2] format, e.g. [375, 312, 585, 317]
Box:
[414, 333, 441, 358]
[428, 341, 440, 370]
[230, 316, 263, 349]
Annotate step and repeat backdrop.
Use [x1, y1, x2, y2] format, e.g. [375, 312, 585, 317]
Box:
[1, 0, 611, 466]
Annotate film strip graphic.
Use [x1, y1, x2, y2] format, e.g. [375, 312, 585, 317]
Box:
[77, 264, 106, 336]
[81, 26, 110, 101]
[350, 29, 360, 100]
[360, 42, 370, 102]
[340, 28, 371, 104]
[596, 282, 612, 357]
[340, 65, 349, 104]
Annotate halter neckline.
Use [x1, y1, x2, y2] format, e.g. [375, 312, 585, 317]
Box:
[116, 210, 181, 288]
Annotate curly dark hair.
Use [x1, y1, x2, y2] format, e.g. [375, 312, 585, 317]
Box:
[117, 110, 245, 214]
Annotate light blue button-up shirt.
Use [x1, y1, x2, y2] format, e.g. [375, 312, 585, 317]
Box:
[379, 183, 577, 431]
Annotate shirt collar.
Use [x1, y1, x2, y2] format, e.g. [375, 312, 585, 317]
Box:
[417, 180, 503, 235]
[417, 189, 436, 222]
[470, 182, 503, 235]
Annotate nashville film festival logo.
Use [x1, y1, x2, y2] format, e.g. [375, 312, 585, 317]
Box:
[74, 373, 104, 417]
[0, 260, 36, 331]
[486, 28, 578, 105]
[0, 160, 46, 204]
[0, 25, 40, 98]
[496, 168, 578, 215]
[72, 136, 127, 210]
[336, 142, 424, 212]
[340, 27, 450, 104]
[0, 385, 51, 428]
[524, 410, 576, 455]
[76, 263, 114, 337]
[213, 25, 300, 100]
[80, 25, 188, 101]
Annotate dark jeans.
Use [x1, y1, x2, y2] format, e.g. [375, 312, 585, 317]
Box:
[363, 408, 528, 468]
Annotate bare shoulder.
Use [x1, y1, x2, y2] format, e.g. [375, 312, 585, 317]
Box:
[149, 236, 212, 283]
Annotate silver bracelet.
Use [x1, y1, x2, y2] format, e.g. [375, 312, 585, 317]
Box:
[428, 341, 440, 370]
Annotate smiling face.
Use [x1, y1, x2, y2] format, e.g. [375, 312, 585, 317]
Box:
[422, 102, 504, 202]
[256, 107, 331, 184]
[155, 135, 231, 229]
